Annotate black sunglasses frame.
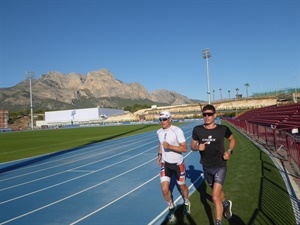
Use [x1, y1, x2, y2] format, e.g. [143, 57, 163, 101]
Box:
[202, 112, 215, 117]
[159, 117, 169, 122]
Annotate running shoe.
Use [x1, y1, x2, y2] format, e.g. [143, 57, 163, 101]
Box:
[184, 201, 191, 215]
[168, 205, 176, 222]
[216, 219, 222, 225]
[223, 200, 232, 219]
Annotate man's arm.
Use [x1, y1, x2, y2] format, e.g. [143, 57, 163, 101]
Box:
[190, 139, 199, 151]
[163, 141, 187, 153]
[223, 134, 236, 160]
[157, 143, 162, 164]
[228, 135, 236, 152]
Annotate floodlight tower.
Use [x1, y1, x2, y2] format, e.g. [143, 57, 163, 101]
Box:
[26, 71, 35, 130]
[202, 48, 211, 104]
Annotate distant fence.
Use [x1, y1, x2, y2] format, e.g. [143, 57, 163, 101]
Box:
[226, 118, 300, 169]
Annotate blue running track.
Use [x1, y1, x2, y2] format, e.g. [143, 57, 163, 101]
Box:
[0, 121, 204, 225]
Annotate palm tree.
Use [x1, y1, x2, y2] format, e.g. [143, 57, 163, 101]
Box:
[219, 88, 222, 100]
[245, 83, 250, 98]
[228, 90, 231, 100]
[213, 90, 215, 102]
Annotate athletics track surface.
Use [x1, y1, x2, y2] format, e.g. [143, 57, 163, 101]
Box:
[0, 121, 204, 225]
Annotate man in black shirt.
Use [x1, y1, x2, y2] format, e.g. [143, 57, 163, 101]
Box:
[191, 104, 236, 225]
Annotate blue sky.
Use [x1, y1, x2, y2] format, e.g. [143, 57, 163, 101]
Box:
[0, 0, 299, 101]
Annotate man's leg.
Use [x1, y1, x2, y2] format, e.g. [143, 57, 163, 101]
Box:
[161, 181, 172, 204]
[179, 184, 190, 214]
[212, 183, 224, 221]
[179, 184, 189, 200]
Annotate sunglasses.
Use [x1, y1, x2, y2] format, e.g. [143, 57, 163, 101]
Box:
[159, 117, 169, 122]
[202, 112, 215, 117]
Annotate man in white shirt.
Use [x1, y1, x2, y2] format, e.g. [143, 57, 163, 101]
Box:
[156, 111, 190, 222]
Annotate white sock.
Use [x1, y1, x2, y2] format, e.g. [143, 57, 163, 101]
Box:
[168, 201, 174, 209]
[184, 198, 189, 205]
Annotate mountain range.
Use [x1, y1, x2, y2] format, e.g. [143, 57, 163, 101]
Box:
[0, 69, 197, 112]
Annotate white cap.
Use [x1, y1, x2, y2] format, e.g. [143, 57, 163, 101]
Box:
[159, 111, 172, 118]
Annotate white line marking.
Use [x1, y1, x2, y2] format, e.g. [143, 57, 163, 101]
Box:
[67, 169, 95, 173]
[70, 175, 160, 225]
[0, 146, 156, 204]
[0, 141, 156, 191]
[0, 135, 154, 181]
[0, 159, 155, 224]
[147, 173, 203, 225]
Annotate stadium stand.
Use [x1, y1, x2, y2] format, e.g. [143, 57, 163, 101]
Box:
[227, 103, 300, 172]
[235, 103, 300, 131]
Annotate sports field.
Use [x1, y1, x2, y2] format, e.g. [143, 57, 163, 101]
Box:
[0, 124, 160, 163]
[0, 121, 298, 224]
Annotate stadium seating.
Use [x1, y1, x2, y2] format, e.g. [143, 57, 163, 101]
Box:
[236, 103, 300, 131]
[230, 103, 300, 169]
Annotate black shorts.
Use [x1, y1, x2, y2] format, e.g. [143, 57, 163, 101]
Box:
[160, 161, 186, 185]
[203, 166, 227, 186]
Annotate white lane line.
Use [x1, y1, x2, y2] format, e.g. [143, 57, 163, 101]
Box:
[0, 158, 155, 224]
[0, 146, 156, 204]
[1, 127, 196, 225]
[147, 173, 204, 225]
[70, 174, 160, 225]
[0, 134, 154, 181]
[67, 170, 95, 173]
[147, 145, 202, 225]
[0, 140, 156, 191]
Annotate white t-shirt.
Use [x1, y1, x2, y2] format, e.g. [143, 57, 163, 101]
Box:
[157, 125, 186, 164]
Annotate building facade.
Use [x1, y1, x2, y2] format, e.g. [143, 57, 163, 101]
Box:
[36, 107, 124, 127]
[0, 110, 9, 128]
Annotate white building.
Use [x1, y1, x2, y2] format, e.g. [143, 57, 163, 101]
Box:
[36, 107, 124, 128]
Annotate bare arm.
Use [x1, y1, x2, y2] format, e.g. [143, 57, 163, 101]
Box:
[228, 134, 236, 151]
[190, 139, 199, 151]
[163, 141, 187, 153]
[223, 134, 236, 160]
[157, 143, 162, 164]
[191, 139, 208, 151]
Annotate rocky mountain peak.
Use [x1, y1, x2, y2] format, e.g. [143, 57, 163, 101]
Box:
[0, 68, 195, 111]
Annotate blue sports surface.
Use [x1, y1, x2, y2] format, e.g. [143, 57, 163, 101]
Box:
[0, 121, 204, 225]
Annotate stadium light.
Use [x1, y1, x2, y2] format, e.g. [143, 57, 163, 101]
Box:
[26, 71, 35, 130]
[202, 48, 211, 104]
[245, 83, 250, 98]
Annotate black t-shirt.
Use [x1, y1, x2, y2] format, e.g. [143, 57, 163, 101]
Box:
[192, 124, 232, 168]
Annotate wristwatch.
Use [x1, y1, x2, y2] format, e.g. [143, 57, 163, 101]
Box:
[227, 149, 233, 154]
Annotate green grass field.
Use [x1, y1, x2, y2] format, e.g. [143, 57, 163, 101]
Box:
[0, 124, 160, 163]
[0, 122, 297, 224]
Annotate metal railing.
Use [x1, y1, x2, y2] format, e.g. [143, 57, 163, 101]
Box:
[226, 118, 300, 169]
